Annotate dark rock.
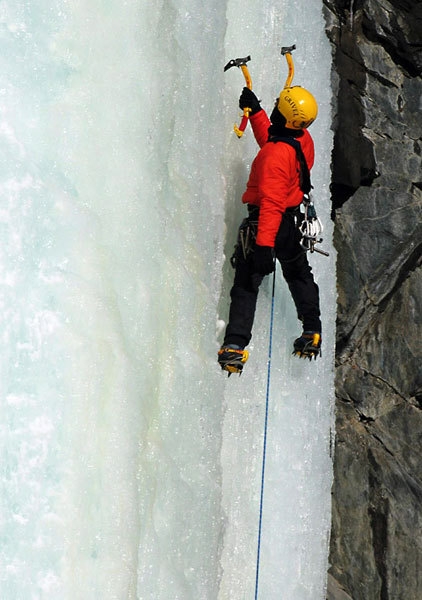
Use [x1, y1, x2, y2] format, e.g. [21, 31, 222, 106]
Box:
[325, 0, 422, 598]
[327, 573, 354, 599]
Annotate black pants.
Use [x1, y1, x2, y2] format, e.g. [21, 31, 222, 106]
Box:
[223, 211, 321, 348]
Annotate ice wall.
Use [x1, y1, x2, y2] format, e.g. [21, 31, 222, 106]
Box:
[0, 1, 334, 599]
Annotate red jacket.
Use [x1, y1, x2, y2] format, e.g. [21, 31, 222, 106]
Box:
[242, 110, 315, 247]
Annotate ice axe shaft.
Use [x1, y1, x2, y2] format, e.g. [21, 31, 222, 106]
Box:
[224, 55, 252, 138]
[281, 44, 296, 87]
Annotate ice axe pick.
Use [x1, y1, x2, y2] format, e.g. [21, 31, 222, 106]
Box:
[224, 55, 252, 138]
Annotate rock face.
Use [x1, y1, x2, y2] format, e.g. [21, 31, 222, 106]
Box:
[324, 0, 422, 598]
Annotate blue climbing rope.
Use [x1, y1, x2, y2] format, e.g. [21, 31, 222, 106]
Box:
[254, 263, 277, 600]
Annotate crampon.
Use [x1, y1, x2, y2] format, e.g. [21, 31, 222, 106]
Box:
[293, 332, 321, 360]
[218, 347, 249, 376]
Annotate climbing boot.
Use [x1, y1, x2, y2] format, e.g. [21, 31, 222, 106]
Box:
[218, 345, 249, 376]
[293, 331, 321, 360]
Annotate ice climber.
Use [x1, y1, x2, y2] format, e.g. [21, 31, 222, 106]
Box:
[218, 85, 322, 375]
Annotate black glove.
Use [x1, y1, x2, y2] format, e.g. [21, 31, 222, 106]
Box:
[253, 245, 275, 275]
[239, 87, 262, 115]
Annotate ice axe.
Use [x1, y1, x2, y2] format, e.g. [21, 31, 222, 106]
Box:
[281, 44, 296, 87]
[224, 55, 252, 138]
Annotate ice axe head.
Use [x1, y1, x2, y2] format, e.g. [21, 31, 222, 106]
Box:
[224, 55, 251, 72]
[224, 55, 252, 90]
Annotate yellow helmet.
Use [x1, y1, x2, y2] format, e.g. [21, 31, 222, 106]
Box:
[277, 86, 318, 129]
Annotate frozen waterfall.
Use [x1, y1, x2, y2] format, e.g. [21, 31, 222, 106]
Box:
[0, 0, 335, 598]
